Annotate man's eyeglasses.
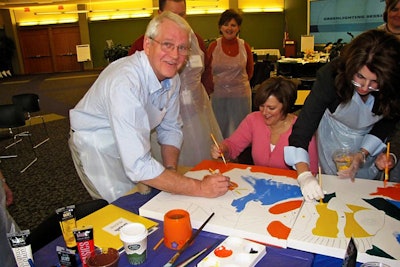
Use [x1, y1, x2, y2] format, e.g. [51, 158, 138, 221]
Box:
[351, 80, 379, 92]
[149, 37, 190, 56]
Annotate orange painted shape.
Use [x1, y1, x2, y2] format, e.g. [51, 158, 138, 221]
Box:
[267, 220, 291, 239]
[192, 160, 297, 178]
[214, 245, 233, 258]
[228, 181, 238, 191]
[370, 183, 400, 200]
[269, 200, 303, 214]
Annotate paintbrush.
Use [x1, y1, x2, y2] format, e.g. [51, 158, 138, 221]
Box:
[210, 133, 227, 165]
[318, 166, 323, 204]
[174, 244, 213, 267]
[163, 212, 215, 267]
[209, 168, 233, 187]
[385, 142, 390, 183]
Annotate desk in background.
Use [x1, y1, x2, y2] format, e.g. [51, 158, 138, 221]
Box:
[252, 48, 281, 62]
[277, 58, 326, 78]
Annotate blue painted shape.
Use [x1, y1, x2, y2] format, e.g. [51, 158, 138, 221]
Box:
[388, 199, 400, 209]
[395, 232, 400, 244]
[231, 175, 302, 212]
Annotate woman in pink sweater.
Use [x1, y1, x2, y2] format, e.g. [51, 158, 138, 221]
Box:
[211, 76, 318, 174]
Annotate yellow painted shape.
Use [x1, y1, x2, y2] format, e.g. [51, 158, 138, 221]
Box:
[312, 203, 339, 238]
[295, 90, 310, 105]
[344, 205, 372, 238]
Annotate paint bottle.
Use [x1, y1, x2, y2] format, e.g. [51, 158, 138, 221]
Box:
[73, 226, 95, 267]
[56, 205, 77, 249]
[56, 246, 78, 267]
[7, 230, 34, 267]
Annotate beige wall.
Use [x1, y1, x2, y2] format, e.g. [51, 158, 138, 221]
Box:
[0, 0, 308, 73]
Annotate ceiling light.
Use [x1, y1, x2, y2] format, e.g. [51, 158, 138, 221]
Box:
[242, 7, 283, 13]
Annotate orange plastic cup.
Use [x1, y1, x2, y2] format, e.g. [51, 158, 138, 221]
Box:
[163, 209, 192, 250]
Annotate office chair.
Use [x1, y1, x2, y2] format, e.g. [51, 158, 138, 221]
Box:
[29, 199, 109, 253]
[12, 93, 50, 148]
[0, 104, 38, 173]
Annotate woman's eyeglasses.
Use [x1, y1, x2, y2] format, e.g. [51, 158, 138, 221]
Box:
[149, 37, 190, 56]
[351, 80, 379, 92]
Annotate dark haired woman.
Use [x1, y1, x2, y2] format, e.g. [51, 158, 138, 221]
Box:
[211, 76, 318, 173]
[285, 29, 400, 201]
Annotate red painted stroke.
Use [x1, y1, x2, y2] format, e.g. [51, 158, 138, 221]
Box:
[214, 245, 233, 258]
[370, 183, 400, 200]
[267, 221, 291, 239]
[193, 160, 297, 178]
[269, 200, 303, 214]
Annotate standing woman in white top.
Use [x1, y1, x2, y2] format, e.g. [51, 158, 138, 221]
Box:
[207, 9, 254, 139]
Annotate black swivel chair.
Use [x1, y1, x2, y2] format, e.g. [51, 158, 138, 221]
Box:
[0, 104, 38, 173]
[12, 93, 50, 148]
[29, 199, 109, 253]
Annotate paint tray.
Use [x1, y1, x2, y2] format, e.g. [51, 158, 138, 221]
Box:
[197, 236, 266, 267]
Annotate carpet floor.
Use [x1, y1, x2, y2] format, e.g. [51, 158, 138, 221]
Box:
[0, 70, 100, 232]
[1, 117, 92, 231]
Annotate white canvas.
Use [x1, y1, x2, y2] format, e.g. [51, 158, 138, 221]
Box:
[139, 164, 303, 248]
[139, 161, 400, 265]
[287, 174, 400, 266]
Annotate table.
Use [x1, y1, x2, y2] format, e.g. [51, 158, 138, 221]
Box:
[277, 59, 325, 78]
[33, 189, 314, 267]
[33, 165, 367, 267]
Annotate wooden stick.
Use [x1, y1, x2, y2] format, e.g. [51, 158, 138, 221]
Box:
[209, 168, 233, 187]
[163, 212, 215, 267]
[210, 133, 227, 165]
[153, 237, 164, 250]
[318, 166, 323, 204]
[174, 245, 210, 267]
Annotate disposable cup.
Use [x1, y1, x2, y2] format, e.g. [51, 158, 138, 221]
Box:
[163, 209, 192, 250]
[332, 148, 354, 171]
[119, 223, 148, 265]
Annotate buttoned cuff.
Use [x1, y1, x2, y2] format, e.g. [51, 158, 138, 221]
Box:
[361, 134, 386, 157]
[284, 146, 310, 170]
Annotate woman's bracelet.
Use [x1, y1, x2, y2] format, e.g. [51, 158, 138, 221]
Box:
[358, 150, 368, 164]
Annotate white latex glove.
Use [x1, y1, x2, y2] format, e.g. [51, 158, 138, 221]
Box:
[337, 152, 362, 180]
[297, 171, 324, 202]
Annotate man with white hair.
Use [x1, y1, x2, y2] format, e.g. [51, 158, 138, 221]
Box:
[69, 11, 230, 202]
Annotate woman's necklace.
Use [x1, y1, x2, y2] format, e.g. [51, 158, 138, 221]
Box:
[270, 115, 291, 135]
[386, 24, 400, 35]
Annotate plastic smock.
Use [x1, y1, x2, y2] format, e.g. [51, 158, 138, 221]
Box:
[0, 183, 19, 234]
[211, 38, 251, 98]
[0, 183, 18, 267]
[211, 37, 251, 138]
[150, 31, 223, 166]
[70, 90, 170, 202]
[317, 91, 384, 179]
[69, 53, 181, 203]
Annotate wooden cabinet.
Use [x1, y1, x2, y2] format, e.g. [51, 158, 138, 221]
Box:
[18, 25, 82, 74]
